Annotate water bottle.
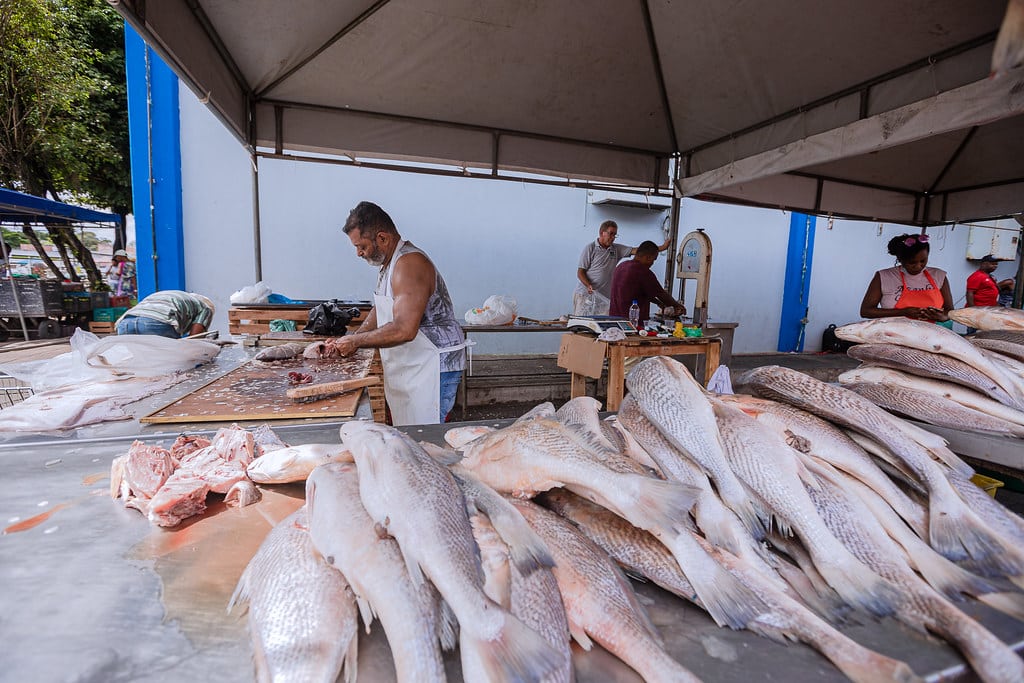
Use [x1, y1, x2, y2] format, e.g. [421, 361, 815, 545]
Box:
[628, 300, 640, 329]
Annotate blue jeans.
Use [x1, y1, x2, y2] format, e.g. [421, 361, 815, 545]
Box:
[440, 370, 462, 422]
[116, 316, 180, 339]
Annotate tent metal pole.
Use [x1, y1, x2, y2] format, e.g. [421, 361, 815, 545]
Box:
[251, 151, 263, 281]
[664, 158, 682, 293]
[1, 240, 30, 341]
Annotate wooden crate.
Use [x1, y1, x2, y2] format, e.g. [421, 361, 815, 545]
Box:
[368, 349, 387, 423]
[88, 321, 116, 334]
[228, 306, 369, 335]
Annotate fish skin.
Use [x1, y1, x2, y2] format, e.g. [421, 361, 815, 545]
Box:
[459, 416, 697, 537]
[847, 343, 1017, 407]
[229, 507, 358, 683]
[834, 318, 1024, 408]
[512, 498, 702, 683]
[253, 342, 306, 361]
[718, 393, 928, 539]
[736, 365, 1022, 576]
[338, 421, 562, 683]
[839, 366, 1024, 430]
[844, 381, 1024, 438]
[949, 306, 1024, 332]
[444, 425, 496, 449]
[625, 356, 765, 538]
[974, 330, 1024, 345]
[603, 414, 661, 471]
[555, 396, 618, 451]
[803, 460, 1024, 683]
[246, 443, 353, 484]
[713, 399, 900, 618]
[972, 338, 1024, 364]
[305, 463, 448, 682]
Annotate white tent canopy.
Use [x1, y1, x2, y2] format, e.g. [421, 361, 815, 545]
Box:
[115, 0, 1024, 226]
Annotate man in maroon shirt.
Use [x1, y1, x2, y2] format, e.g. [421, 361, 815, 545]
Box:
[609, 241, 687, 328]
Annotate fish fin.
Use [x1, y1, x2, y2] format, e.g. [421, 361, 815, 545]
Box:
[976, 591, 1024, 623]
[342, 630, 359, 683]
[901, 538, 1000, 602]
[355, 596, 375, 634]
[568, 620, 593, 651]
[438, 598, 459, 652]
[630, 475, 699, 532]
[466, 612, 563, 683]
[226, 567, 250, 615]
[400, 547, 426, 587]
[419, 440, 463, 466]
[926, 445, 972, 476]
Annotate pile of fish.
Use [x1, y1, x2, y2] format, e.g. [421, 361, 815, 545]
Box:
[833, 314, 1024, 439]
[110, 424, 351, 526]
[229, 355, 1024, 683]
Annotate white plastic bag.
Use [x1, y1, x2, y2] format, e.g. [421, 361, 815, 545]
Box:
[465, 295, 518, 325]
[230, 280, 272, 305]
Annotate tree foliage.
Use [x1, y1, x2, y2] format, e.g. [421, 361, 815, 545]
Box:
[0, 0, 129, 286]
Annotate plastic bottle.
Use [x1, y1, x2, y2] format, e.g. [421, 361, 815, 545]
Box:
[628, 300, 640, 329]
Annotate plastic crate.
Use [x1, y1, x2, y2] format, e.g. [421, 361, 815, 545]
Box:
[970, 473, 1004, 499]
[63, 295, 93, 313]
[93, 306, 128, 322]
[109, 295, 131, 307]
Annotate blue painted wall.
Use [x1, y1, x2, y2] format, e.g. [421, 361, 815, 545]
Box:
[124, 25, 185, 296]
[777, 213, 816, 352]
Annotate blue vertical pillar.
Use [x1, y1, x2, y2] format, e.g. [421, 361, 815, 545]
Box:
[777, 213, 817, 352]
[124, 24, 185, 297]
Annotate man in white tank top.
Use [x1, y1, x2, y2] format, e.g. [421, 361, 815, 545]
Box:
[328, 202, 467, 425]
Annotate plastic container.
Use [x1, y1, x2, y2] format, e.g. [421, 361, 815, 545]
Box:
[970, 473, 1004, 499]
[93, 306, 129, 322]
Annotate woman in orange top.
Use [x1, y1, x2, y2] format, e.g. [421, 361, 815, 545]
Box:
[860, 233, 953, 323]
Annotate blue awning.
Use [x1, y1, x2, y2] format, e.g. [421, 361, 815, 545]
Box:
[0, 188, 121, 226]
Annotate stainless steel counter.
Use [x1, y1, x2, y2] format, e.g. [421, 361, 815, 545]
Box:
[1, 419, 1022, 682]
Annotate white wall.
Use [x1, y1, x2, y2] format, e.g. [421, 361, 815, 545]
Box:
[177, 83, 1021, 356]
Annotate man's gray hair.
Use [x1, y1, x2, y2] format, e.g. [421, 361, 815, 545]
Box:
[343, 201, 398, 239]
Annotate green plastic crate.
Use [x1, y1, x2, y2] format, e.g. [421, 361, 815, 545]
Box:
[93, 306, 128, 322]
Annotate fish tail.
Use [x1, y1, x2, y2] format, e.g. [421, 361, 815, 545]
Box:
[929, 498, 1024, 577]
[467, 612, 563, 683]
[827, 650, 923, 683]
[630, 475, 699, 532]
[913, 551, 1000, 602]
[817, 557, 899, 618]
[668, 535, 772, 630]
[719, 484, 768, 541]
[978, 592, 1024, 623]
[342, 631, 359, 683]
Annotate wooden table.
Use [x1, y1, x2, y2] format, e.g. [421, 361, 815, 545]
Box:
[570, 336, 722, 411]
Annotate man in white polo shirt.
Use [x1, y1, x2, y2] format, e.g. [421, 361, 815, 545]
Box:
[573, 220, 670, 315]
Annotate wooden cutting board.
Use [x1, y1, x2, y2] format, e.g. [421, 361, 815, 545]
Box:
[140, 348, 375, 423]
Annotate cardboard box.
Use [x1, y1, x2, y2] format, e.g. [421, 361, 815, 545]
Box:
[556, 333, 606, 379]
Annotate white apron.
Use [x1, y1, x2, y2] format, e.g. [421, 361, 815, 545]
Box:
[376, 241, 469, 426]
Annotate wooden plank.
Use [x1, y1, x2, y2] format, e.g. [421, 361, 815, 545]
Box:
[286, 376, 380, 400]
[141, 348, 375, 424]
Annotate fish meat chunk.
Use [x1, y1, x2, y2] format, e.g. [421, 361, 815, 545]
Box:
[839, 366, 1024, 430]
[736, 365, 1023, 576]
[847, 343, 1017, 407]
[253, 342, 307, 361]
[948, 306, 1024, 332]
[338, 421, 562, 683]
[834, 318, 1024, 408]
[229, 507, 358, 683]
[147, 472, 211, 527]
[713, 399, 899, 618]
[247, 443, 353, 484]
[717, 393, 927, 539]
[306, 463, 448, 682]
[123, 441, 175, 498]
[459, 415, 697, 537]
[626, 356, 766, 538]
[169, 434, 211, 463]
[512, 498, 702, 683]
[803, 460, 1024, 683]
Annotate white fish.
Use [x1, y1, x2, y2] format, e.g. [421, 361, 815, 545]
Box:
[247, 443, 353, 484]
[338, 421, 562, 683]
[834, 318, 1024, 407]
[713, 399, 899, 618]
[253, 342, 306, 361]
[512, 498, 702, 683]
[839, 366, 1024, 430]
[803, 460, 1024, 683]
[228, 507, 358, 683]
[459, 416, 698, 536]
[950, 305, 1024, 332]
[514, 401, 556, 422]
[737, 365, 1023, 576]
[718, 393, 927, 538]
[625, 356, 765, 538]
[305, 463, 448, 683]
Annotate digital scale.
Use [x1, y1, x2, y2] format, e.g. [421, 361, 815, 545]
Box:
[566, 315, 638, 335]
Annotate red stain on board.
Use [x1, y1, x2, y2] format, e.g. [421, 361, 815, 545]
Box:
[82, 472, 108, 486]
[3, 504, 68, 534]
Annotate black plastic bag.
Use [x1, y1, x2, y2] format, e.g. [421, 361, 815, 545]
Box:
[304, 301, 361, 336]
[821, 324, 857, 353]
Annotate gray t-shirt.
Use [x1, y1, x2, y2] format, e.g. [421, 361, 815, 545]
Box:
[577, 241, 633, 298]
